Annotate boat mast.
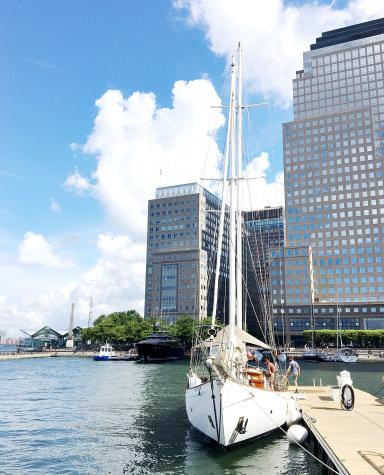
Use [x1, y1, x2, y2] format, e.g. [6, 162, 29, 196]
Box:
[236, 43, 243, 330]
[229, 56, 237, 327]
[211, 67, 234, 326]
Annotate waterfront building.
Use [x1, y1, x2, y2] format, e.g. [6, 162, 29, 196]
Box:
[275, 18, 384, 344]
[20, 326, 83, 349]
[144, 183, 229, 323]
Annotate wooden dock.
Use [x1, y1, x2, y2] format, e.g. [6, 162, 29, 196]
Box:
[295, 386, 384, 474]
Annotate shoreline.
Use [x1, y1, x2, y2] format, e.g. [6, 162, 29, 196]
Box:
[0, 350, 94, 361]
[1, 349, 384, 361]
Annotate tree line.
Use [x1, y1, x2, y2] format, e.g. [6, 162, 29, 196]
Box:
[303, 329, 384, 347]
[81, 310, 202, 348]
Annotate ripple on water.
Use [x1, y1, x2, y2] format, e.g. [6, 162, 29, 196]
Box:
[1, 358, 383, 473]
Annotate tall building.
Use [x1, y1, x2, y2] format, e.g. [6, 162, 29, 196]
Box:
[243, 207, 285, 333]
[275, 18, 384, 343]
[144, 183, 228, 322]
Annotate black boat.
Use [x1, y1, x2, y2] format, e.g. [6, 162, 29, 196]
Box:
[136, 332, 184, 362]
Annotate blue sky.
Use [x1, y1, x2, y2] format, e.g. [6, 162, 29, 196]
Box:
[1, 0, 382, 334]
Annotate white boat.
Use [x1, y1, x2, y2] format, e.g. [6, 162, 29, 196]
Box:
[93, 343, 116, 361]
[186, 327, 299, 446]
[317, 304, 358, 363]
[185, 45, 299, 447]
[335, 348, 358, 363]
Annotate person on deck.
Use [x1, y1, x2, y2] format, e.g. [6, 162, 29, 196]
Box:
[286, 356, 301, 390]
[264, 357, 276, 391]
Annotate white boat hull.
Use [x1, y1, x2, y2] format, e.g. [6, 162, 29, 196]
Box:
[186, 378, 294, 446]
[338, 352, 358, 363]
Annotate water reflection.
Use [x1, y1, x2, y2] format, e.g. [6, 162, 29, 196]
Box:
[0, 358, 382, 474]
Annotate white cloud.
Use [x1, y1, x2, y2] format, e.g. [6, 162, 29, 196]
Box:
[79, 81, 225, 238]
[174, 0, 384, 105]
[64, 169, 93, 195]
[18, 232, 72, 268]
[50, 199, 61, 213]
[1, 233, 145, 336]
[69, 142, 80, 151]
[242, 152, 284, 210]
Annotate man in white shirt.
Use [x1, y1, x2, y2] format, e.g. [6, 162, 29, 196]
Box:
[286, 356, 301, 390]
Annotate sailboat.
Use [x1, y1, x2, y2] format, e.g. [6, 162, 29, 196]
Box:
[185, 45, 299, 447]
[302, 304, 326, 362]
[317, 303, 358, 363]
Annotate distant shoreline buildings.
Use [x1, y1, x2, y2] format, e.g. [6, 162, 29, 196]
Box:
[144, 18, 384, 344]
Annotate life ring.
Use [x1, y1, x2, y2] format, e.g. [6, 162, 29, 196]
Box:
[341, 384, 355, 411]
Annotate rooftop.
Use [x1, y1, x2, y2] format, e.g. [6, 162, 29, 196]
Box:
[310, 17, 384, 51]
[155, 182, 220, 207]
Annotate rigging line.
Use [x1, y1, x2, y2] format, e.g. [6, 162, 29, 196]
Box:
[240, 82, 275, 341]
[206, 182, 230, 323]
[203, 115, 229, 323]
[242, 103, 277, 348]
[200, 111, 224, 188]
[248, 392, 341, 475]
[371, 384, 384, 396]
[241, 179, 274, 339]
[244, 176, 275, 346]
[245, 122, 265, 328]
[200, 65, 232, 182]
[244, 233, 271, 341]
[242, 117, 273, 326]
[230, 234, 270, 345]
[220, 215, 270, 345]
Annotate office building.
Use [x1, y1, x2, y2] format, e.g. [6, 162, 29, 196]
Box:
[243, 207, 285, 333]
[274, 18, 384, 343]
[144, 183, 228, 322]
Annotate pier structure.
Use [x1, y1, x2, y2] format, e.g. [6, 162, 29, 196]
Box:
[295, 385, 384, 474]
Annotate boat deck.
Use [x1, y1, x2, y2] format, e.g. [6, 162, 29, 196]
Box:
[293, 386, 384, 474]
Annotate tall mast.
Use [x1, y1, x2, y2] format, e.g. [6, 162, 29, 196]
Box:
[229, 56, 237, 327]
[211, 72, 234, 326]
[235, 43, 243, 329]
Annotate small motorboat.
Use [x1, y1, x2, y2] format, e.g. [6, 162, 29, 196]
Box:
[93, 343, 116, 361]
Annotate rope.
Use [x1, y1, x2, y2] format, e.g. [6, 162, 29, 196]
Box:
[209, 368, 221, 444]
[371, 384, 384, 396]
[238, 384, 341, 475]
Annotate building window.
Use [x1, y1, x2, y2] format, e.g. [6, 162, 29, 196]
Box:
[289, 318, 310, 331]
[160, 264, 178, 312]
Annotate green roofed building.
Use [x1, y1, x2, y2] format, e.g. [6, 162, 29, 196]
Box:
[20, 326, 83, 349]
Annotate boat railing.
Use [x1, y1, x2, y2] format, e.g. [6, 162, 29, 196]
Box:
[191, 328, 250, 383]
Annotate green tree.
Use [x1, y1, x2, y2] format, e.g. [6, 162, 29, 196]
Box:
[81, 309, 153, 347]
[170, 315, 195, 344]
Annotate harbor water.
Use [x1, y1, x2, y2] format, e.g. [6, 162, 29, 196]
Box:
[0, 358, 383, 474]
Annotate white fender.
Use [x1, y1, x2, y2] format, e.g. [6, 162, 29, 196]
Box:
[287, 424, 308, 444]
[286, 398, 302, 427]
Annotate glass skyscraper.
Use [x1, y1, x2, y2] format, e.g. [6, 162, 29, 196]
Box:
[274, 18, 384, 343]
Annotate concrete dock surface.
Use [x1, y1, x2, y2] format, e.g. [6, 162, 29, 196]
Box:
[295, 385, 384, 474]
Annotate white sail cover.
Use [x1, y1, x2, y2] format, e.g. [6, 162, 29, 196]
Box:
[205, 325, 270, 350]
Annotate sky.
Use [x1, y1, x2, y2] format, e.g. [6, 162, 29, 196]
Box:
[1, 0, 383, 335]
